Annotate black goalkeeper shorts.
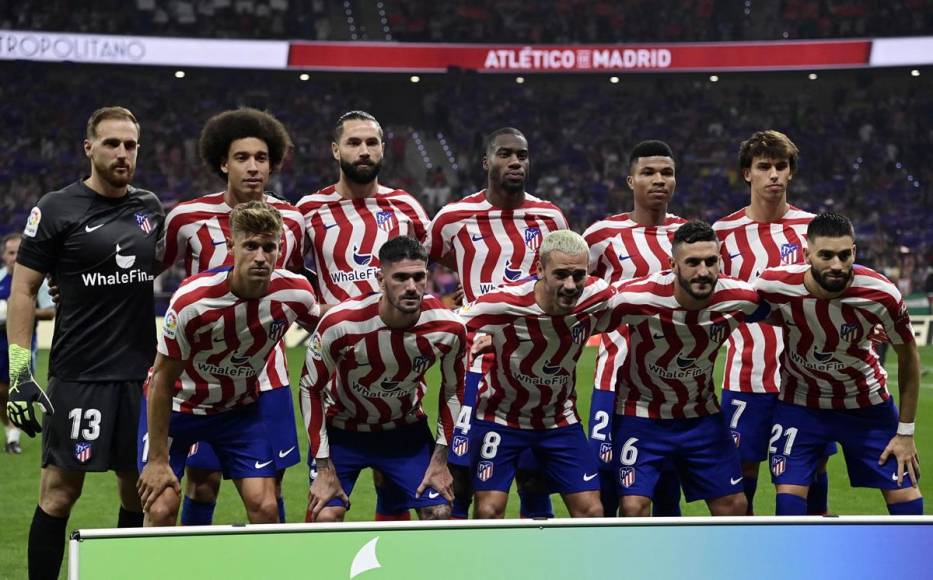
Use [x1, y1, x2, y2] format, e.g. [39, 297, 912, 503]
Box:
[42, 379, 142, 472]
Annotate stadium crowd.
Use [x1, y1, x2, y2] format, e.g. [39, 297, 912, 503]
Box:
[3, 0, 931, 41]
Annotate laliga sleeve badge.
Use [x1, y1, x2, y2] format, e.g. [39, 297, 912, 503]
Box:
[24, 207, 41, 237]
[309, 332, 323, 360]
[162, 310, 178, 339]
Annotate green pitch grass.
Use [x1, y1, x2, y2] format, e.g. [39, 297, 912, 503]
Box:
[2, 346, 932, 579]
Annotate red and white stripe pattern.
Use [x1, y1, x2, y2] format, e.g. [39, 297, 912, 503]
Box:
[754, 264, 914, 409]
[297, 184, 429, 304]
[460, 276, 617, 430]
[157, 269, 320, 415]
[160, 191, 306, 391]
[713, 206, 813, 394]
[611, 271, 762, 419]
[583, 213, 687, 395]
[426, 190, 568, 302]
[301, 293, 465, 458]
[161, 191, 305, 275]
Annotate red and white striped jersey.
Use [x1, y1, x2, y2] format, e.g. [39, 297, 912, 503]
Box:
[612, 271, 762, 419]
[297, 184, 429, 304]
[460, 276, 618, 430]
[713, 205, 814, 394]
[301, 293, 465, 458]
[159, 191, 306, 391]
[156, 269, 320, 415]
[161, 191, 305, 275]
[583, 213, 687, 394]
[426, 190, 568, 302]
[754, 264, 914, 409]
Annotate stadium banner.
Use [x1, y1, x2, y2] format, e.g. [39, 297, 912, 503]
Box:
[287, 39, 874, 72]
[0, 29, 288, 68]
[870, 37, 933, 66]
[70, 517, 932, 579]
[4, 30, 931, 72]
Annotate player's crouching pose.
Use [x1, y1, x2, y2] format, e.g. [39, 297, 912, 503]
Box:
[754, 212, 923, 515]
[303, 236, 465, 522]
[137, 201, 321, 525]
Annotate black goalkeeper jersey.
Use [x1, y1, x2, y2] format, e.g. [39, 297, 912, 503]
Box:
[17, 180, 164, 382]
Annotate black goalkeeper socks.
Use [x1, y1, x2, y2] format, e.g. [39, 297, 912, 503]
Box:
[28, 505, 68, 580]
[118, 506, 144, 528]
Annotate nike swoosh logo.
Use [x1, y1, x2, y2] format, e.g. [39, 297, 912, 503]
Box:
[652, 333, 665, 339]
[324, 223, 339, 230]
[730, 476, 743, 485]
[255, 459, 274, 469]
[427, 491, 440, 499]
[471, 234, 486, 242]
[85, 224, 103, 232]
[278, 446, 296, 458]
[212, 239, 226, 246]
[728, 253, 742, 260]
[583, 473, 598, 482]
[618, 255, 631, 262]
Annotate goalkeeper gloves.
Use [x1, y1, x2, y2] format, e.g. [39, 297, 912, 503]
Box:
[7, 344, 54, 437]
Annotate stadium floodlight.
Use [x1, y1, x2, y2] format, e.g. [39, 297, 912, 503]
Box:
[709, 75, 719, 83]
[174, 70, 186, 79]
[410, 75, 420, 83]
[299, 73, 310, 81]
[911, 69, 920, 77]
[516, 76, 525, 84]
[610, 76, 620, 84]
[808, 73, 818, 80]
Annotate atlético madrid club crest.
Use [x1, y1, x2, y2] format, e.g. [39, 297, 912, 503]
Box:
[708, 322, 728, 343]
[452, 435, 469, 457]
[74, 442, 93, 463]
[376, 211, 395, 232]
[780, 243, 801, 265]
[618, 466, 635, 488]
[524, 227, 541, 251]
[771, 454, 787, 477]
[477, 460, 494, 482]
[269, 319, 287, 342]
[412, 355, 432, 374]
[599, 442, 613, 464]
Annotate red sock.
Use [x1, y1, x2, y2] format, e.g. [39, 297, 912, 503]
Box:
[374, 511, 411, 521]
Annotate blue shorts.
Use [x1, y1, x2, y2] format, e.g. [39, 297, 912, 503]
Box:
[186, 387, 299, 472]
[448, 371, 482, 467]
[137, 396, 277, 480]
[720, 391, 778, 463]
[468, 419, 599, 494]
[722, 391, 837, 463]
[612, 413, 743, 502]
[324, 420, 447, 511]
[769, 399, 914, 490]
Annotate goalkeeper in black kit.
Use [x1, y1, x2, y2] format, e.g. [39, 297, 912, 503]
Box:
[6, 106, 164, 580]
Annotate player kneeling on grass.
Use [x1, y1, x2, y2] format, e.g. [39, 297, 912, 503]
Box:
[753, 212, 923, 515]
[303, 236, 465, 522]
[137, 201, 321, 525]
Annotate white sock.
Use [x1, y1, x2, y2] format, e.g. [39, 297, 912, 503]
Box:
[5, 426, 20, 444]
